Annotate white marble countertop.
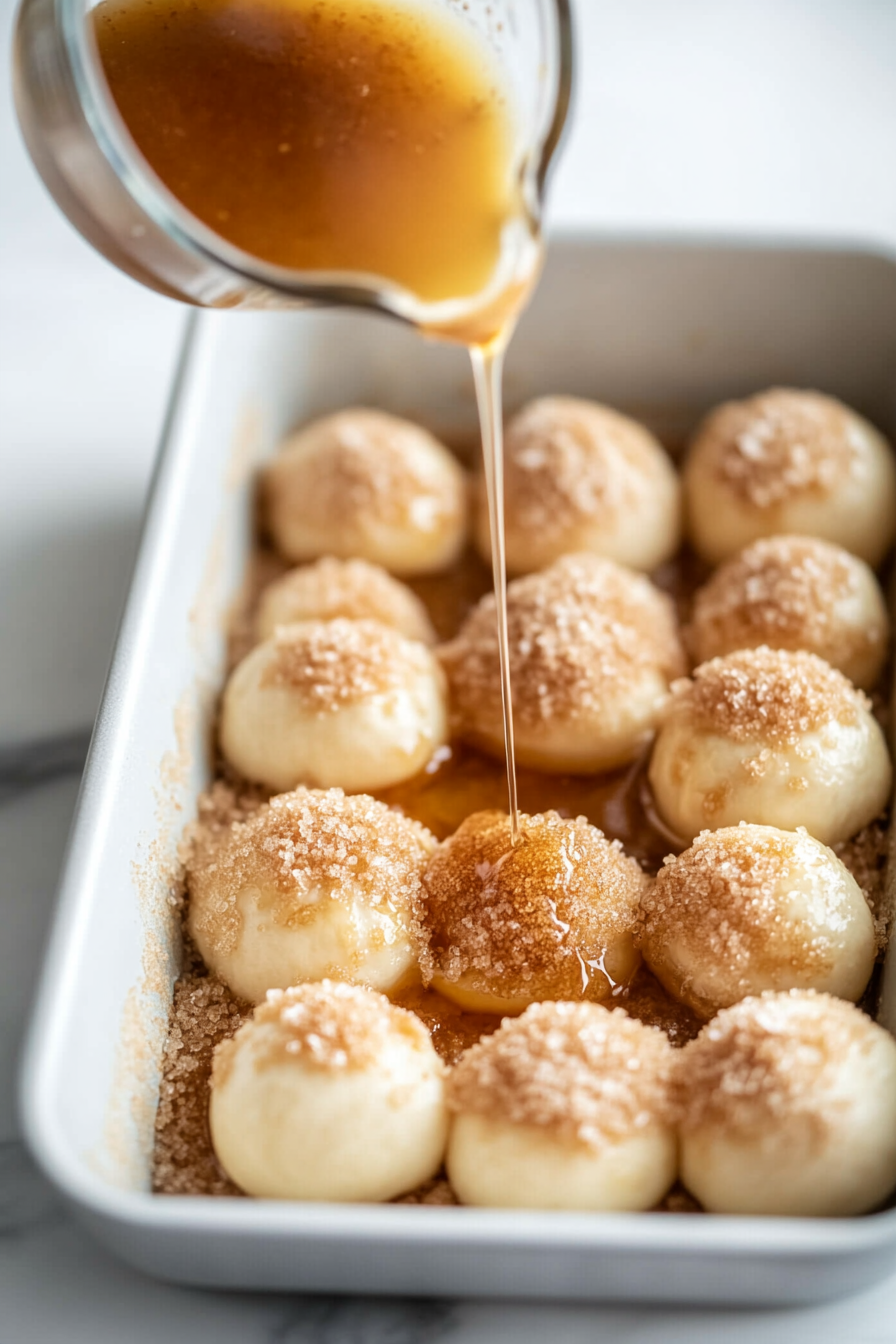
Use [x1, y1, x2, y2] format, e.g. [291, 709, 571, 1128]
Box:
[5, 0, 896, 1337]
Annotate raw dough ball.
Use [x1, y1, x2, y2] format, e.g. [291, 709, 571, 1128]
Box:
[648, 646, 891, 845]
[446, 1002, 676, 1210]
[417, 809, 645, 1013]
[441, 553, 686, 774]
[683, 388, 896, 566]
[220, 618, 448, 794]
[187, 788, 434, 1004]
[475, 396, 681, 575]
[256, 557, 436, 646]
[676, 990, 896, 1216]
[264, 409, 468, 575]
[210, 981, 447, 1201]
[688, 535, 889, 691]
[640, 824, 876, 1020]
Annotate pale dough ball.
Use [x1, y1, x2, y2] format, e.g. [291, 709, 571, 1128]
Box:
[256, 557, 436, 646]
[677, 990, 896, 1216]
[220, 618, 447, 794]
[683, 388, 896, 566]
[417, 810, 645, 1013]
[264, 409, 468, 575]
[210, 981, 447, 1201]
[187, 788, 434, 1004]
[640, 824, 876, 1020]
[475, 396, 681, 575]
[688, 535, 889, 690]
[648, 646, 891, 845]
[446, 1002, 676, 1211]
[441, 553, 686, 774]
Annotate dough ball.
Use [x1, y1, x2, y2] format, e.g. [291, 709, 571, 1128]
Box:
[640, 824, 876, 1020]
[688, 535, 889, 691]
[256, 557, 436, 646]
[417, 809, 645, 1013]
[648, 647, 891, 845]
[446, 1002, 676, 1210]
[475, 396, 681, 575]
[187, 788, 434, 1004]
[676, 990, 896, 1216]
[220, 618, 448, 794]
[683, 388, 896, 566]
[210, 981, 447, 1201]
[441, 553, 686, 774]
[264, 409, 468, 575]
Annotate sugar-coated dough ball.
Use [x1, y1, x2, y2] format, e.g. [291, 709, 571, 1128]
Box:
[441, 553, 686, 774]
[688, 536, 889, 690]
[446, 1002, 676, 1210]
[417, 810, 646, 1013]
[676, 991, 896, 1216]
[640, 825, 876, 1020]
[220, 618, 447, 794]
[187, 788, 434, 1003]
[648, 647, 891, 845]
[683, 388, 896, 565]
[264, 409, 468, 575]
[256, 557, 436, 646]
[210, 981, 447, 1201]
[475, 397, 681, 575]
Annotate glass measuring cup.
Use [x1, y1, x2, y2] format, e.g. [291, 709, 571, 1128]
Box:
[13, 0, 572, 331]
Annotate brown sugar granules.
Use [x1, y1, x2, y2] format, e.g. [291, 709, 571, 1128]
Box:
[260, 617, 432, 711]
[497, 396, 670, 540]
[187, 787, 434, 960]
[687, 535, 886, 670]
[417, 809, 646, 1001]
[676, 646, 865, 747]
[256, 556, 436, 644]
[213, 980, 433, 1086]
[263, 409, 464, 537]
[393, 1175, 458, 1206]
[834, 815, 892, 950]
[640, 826, 857, 1000]
[440, 552, 685, 732]
[152, 972, 248, 1196]
[674, 990, 872, 1150]
[447, 1002, 675, 1148]
[697, 389, 862, 509]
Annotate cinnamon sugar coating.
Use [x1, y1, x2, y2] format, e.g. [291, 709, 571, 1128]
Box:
[417, 809, 646, 1006]
[213, 981, 432, 1086]
[675, 990, 878, 1145]
[640, 825, 876, 1018]
[648, 646, 891, 845]
[441, 553, 685, 772]
[264, 408, 467, 575]
[475, 396, 681, 575]
[256, 557, 436, 645]
[261, 618, 433, 711]
[447, 1002, 675, 1148]
[187, 786, 434, 961]
[683, 388, 896, 565]
[678, 646, 865, 746]
[699, 389, 862, 510]
[687, 536, 889, 689]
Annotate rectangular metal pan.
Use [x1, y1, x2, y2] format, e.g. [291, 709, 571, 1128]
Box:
[20, 236, 896, 1303]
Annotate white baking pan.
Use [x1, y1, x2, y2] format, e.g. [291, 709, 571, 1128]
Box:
[19, 236, 896, 1303]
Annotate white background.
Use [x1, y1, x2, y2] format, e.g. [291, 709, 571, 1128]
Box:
[4, 0, 896, 1338]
